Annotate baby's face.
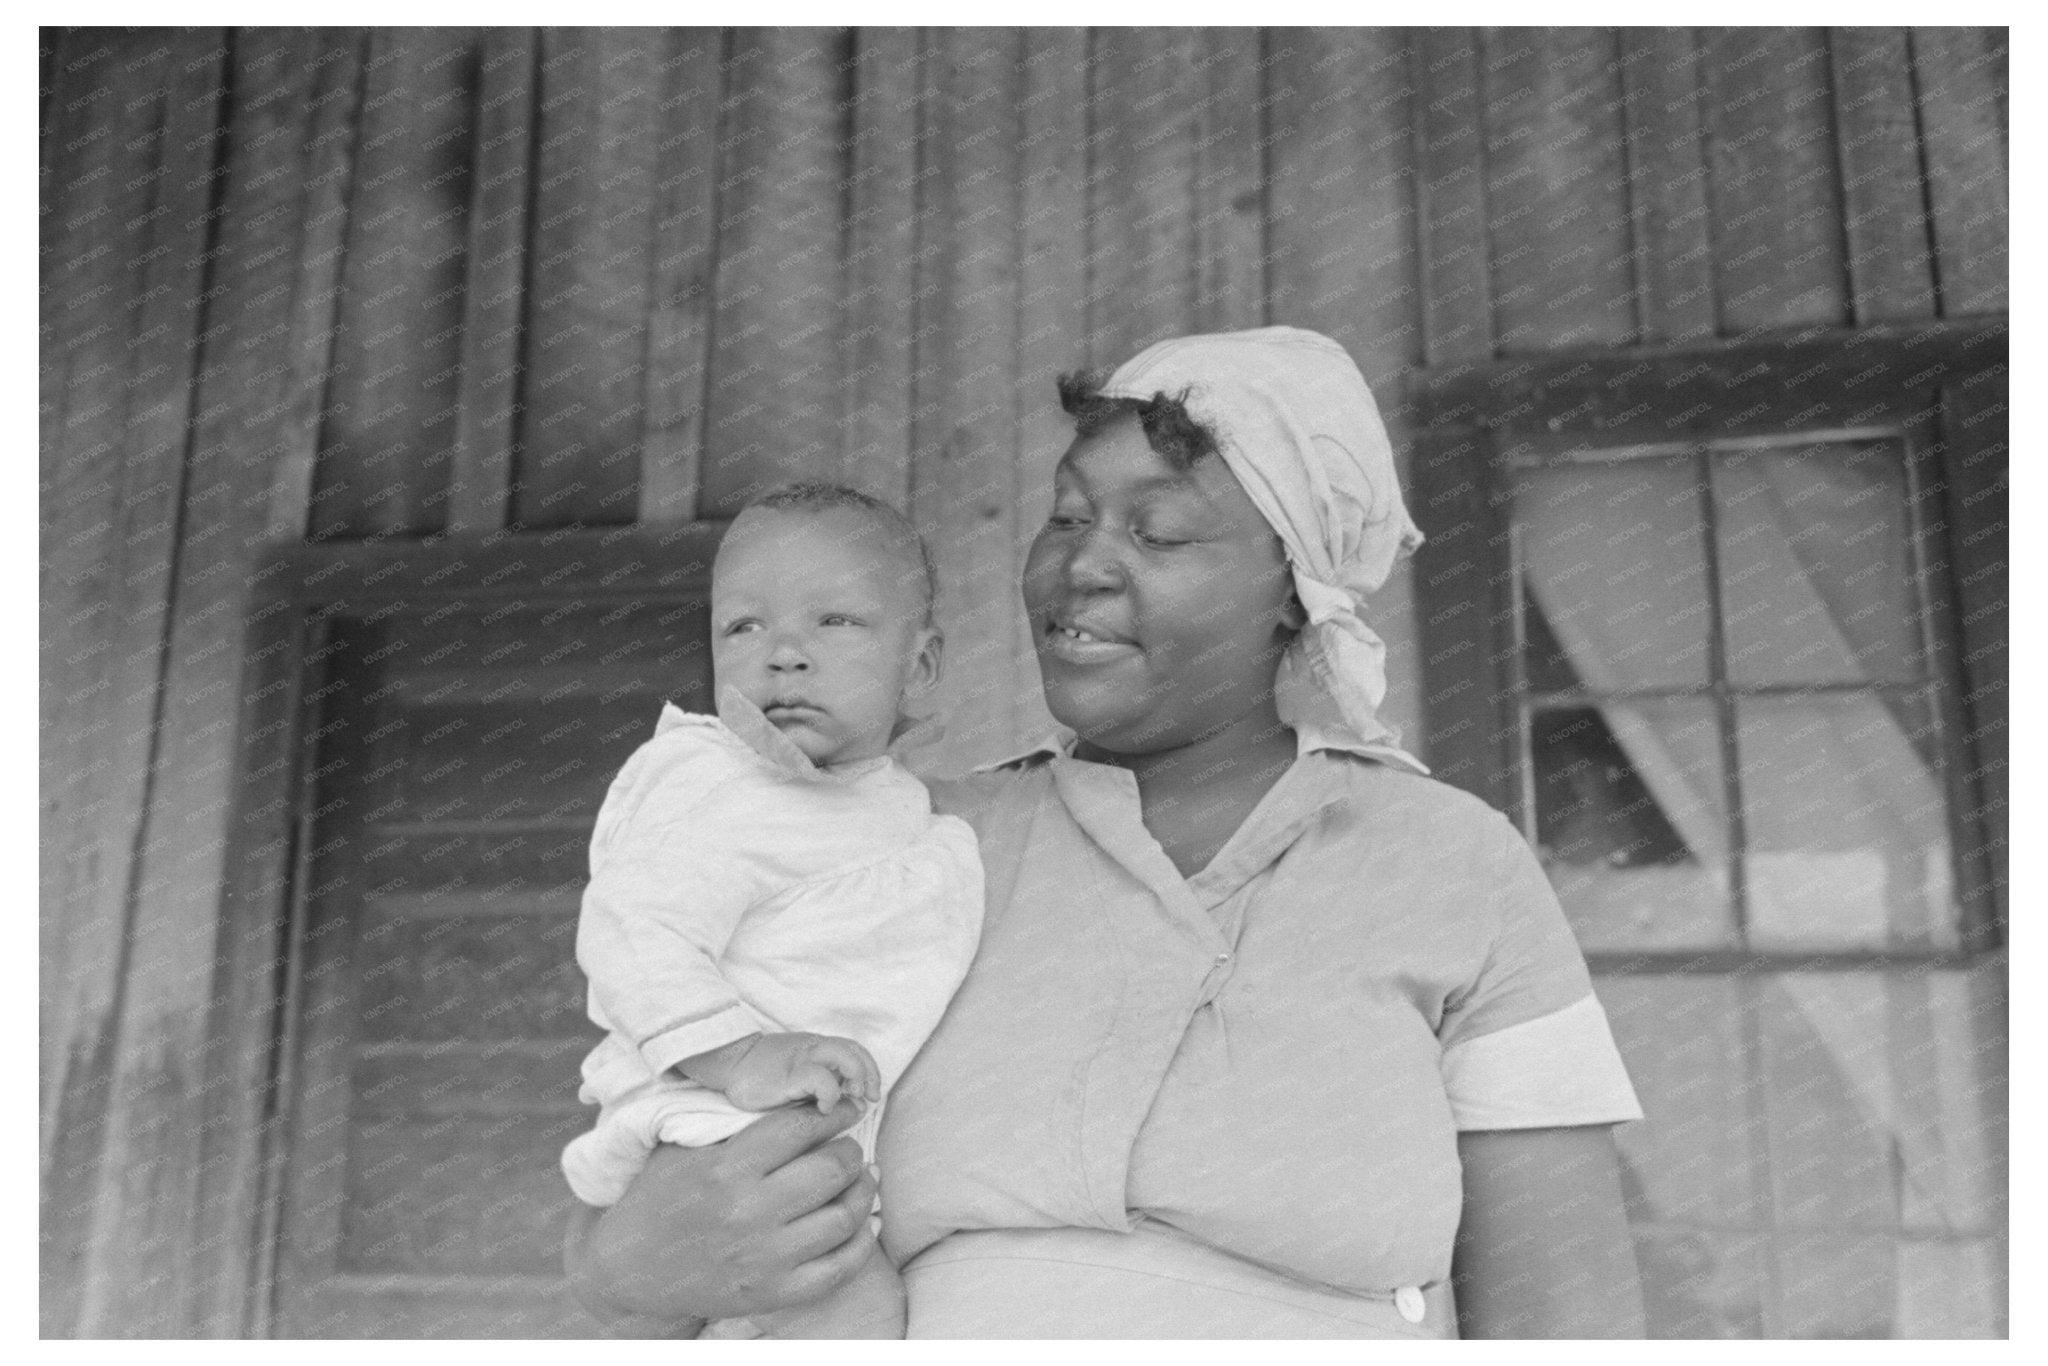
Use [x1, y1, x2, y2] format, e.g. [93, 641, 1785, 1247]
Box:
[711, 506, 939, 767]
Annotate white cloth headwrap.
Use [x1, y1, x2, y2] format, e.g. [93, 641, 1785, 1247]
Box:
[1100, 326, 1428, 774]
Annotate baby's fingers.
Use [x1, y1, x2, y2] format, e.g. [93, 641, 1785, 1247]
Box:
[791, 1063, 843, 1114]
[808, 1037, 882, 1104]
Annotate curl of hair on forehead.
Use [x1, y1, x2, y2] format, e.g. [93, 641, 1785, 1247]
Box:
[1056, 370, 1220, 471]
[739, 482, 939, 627]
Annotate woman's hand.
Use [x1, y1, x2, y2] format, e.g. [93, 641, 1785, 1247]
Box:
[564, 1099, 879, 1336]
[1451, 1125, 1646, 1338]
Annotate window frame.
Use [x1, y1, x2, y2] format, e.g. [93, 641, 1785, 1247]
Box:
[1404, 319, 2007, 971]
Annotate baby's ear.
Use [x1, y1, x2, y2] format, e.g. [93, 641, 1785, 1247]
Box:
[908, 625, 944, 695]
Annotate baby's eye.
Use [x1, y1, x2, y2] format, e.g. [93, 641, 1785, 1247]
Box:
[720, 619, 762, 636]
[820, 613, 861, 627]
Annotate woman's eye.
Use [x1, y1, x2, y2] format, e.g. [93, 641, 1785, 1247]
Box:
[1134, 528, 1188, 548]
[1045, 512, 1088, 530]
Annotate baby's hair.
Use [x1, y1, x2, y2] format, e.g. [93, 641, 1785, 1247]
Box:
[742, 482, 939, 626]
[1056, 370, 1221, 470]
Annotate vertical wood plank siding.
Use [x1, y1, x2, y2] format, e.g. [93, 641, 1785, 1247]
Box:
[1910, 27, 2008, 316]
[42, 35, 209, 1339]
[519, 29, 662, 526]
[699, 28, 845, 513]
[1701, 27, 1848, 333]
[914, 28, 1027, 767]
[1617, 28, 1717, 342]
[839, 26, 921, 508]
[1086, 26, 1204, 367]
[1411, 29, 1494, 364]
[1191, 28, 1264, 333]
[1481, 28, 1636, 352]
[38, 26, 2006, 1335]
[1011, 27, 1089, 744]
[637, 29, 725, 522]
[1830, 28, 1937, 323]
[310, 29, 477, 537]
[56, 31, 229, 1337]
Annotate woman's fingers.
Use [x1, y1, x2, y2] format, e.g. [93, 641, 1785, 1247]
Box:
[775, 1182, 881, 1306]
[566, 1112, 873, 1327]
[757, 1127, 869, 1224]
[718, 1098, 862, 1178]
[775, 1160, 876, 1261]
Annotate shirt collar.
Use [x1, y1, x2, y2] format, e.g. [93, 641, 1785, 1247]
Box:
[971, 723, 1429, 776]
[653, 686, 894, 781]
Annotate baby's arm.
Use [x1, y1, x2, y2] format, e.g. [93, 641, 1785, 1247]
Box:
[679, 1032, 881, 1114]
[577, 744, 773, 1081]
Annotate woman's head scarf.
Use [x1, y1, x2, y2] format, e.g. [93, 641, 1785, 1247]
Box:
[1099, 325, 1428, 773]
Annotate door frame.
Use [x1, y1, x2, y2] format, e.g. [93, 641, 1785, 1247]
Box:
[195, 522, 726, 1335]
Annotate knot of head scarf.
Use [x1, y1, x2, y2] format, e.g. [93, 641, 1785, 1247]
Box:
[1100, 326, 1428, 773]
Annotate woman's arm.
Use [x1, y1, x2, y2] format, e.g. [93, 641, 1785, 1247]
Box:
[564, 1100, 879, 1336]
[1451, 1125, 1645, 1338]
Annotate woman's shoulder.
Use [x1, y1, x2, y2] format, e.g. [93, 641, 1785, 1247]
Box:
[923, 761, 1051, 831]
[1325, 754, 1517, 843]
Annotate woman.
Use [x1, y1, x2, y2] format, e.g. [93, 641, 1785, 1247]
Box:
[565, 327, 1647, 1338]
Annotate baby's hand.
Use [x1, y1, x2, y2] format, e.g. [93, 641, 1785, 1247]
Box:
[682, 1032, 881, 1114]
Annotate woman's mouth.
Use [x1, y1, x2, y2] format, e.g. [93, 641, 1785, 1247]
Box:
[1041, 619, 1140, 665]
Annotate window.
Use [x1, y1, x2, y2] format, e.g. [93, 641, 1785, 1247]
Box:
[1405, 324, 2008, 1338]
[1509, 432, 1961, 954]
[1409, 324, 2006, 964]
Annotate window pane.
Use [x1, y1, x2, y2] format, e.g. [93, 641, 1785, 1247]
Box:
[1713, 444, 1924, 687]
[1534, 699, 1737, 951]
[1515, 459, 1712, 690]
[1737, 697, 1958, 949]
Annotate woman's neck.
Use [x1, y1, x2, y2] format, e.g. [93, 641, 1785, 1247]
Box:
[1076, 705, 1300, 876]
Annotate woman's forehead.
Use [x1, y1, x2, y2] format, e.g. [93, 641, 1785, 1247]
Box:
[1059, 425, 1185, 485]
[1056, 423, 1259, 517]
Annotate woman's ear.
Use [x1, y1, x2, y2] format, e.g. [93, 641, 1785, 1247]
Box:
[1279, 590, 1308, 633]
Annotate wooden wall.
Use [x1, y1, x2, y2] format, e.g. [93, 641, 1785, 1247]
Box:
[40, 26, 2007, 1336]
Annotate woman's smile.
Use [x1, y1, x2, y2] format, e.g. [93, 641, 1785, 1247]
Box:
[1042, 613, 1141, 665]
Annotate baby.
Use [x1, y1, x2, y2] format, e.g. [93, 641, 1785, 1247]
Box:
[561, 483, 984, 1338]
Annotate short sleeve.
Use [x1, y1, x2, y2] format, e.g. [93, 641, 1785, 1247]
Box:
[1437, 814, 1642, 1130]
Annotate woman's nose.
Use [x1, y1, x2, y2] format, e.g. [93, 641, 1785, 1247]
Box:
[1062, 526, 1125, 592]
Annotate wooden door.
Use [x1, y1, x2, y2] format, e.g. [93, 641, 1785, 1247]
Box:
[268, 596, 708, 1336]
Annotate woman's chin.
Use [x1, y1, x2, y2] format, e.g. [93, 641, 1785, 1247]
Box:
[1043, 687, 1187, 757]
